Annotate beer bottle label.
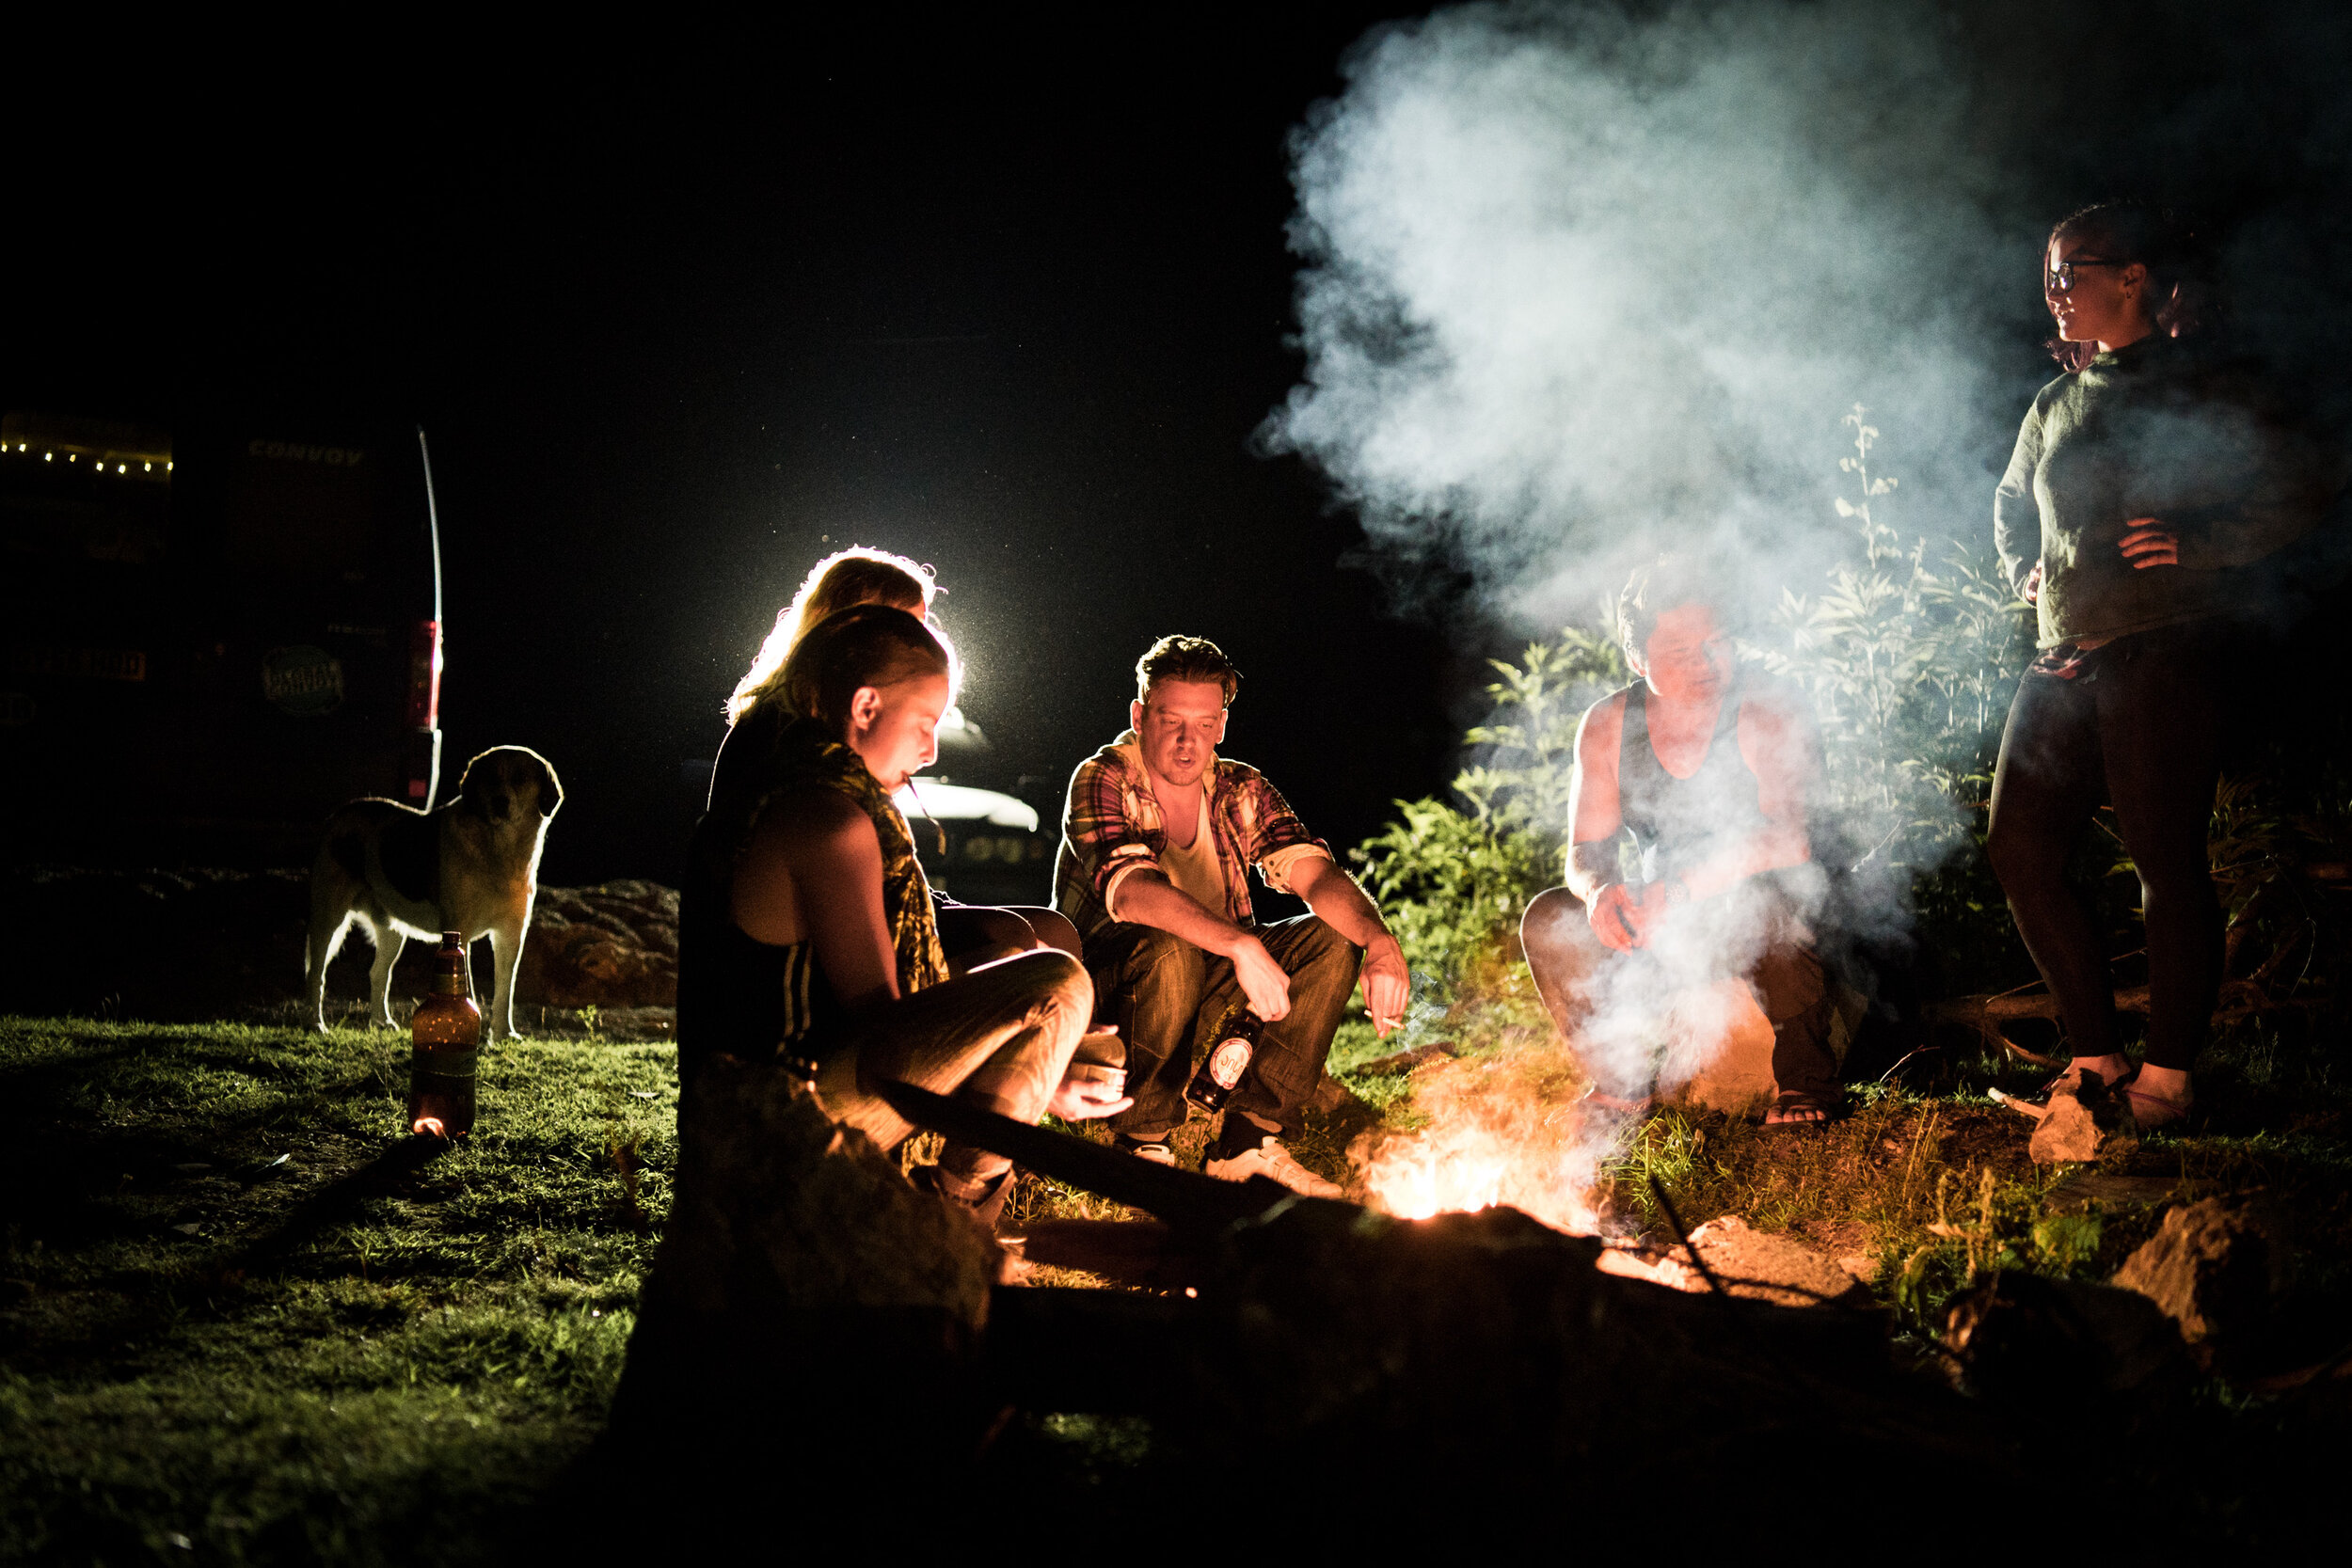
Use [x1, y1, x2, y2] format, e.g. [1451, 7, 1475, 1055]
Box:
[411, 1047, 478, 1085]
[1206, 1037, 1252, 1089]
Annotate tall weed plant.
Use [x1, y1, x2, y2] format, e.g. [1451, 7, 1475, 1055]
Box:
[1353, 404, 2034, 996]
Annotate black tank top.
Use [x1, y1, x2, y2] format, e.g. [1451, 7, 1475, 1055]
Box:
[1614, 674, 1769, 881]
[676, 891, 848, 1080]
[675, 705, 936, 1082]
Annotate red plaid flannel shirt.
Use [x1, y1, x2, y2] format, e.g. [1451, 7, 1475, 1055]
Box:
[1053, 732, 1332, 942]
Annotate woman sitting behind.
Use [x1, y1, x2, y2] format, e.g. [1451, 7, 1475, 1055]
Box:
[727, 544, 1081, 969]
[681, 604, 1129, 1219]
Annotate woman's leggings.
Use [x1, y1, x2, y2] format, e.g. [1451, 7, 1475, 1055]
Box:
[1985, 622, 2227, 1071]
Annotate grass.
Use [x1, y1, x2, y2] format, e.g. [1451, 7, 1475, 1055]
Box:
[8, 1005, 2352, 1560]
[0, 1018, 669, 1564]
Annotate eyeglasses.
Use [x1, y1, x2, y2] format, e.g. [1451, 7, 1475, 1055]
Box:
[2045, 257, 2128, 294]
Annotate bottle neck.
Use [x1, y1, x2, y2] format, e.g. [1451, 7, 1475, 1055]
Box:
[434, 945, 469, 996]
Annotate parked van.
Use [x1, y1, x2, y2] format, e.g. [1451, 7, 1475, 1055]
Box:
[0, 412, 445, 863]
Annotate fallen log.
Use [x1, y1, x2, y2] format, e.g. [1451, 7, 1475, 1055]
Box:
[595, 1070, 2113, 1550]
[1928, 982, 2327, 1062]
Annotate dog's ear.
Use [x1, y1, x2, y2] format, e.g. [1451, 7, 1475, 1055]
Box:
[455, 751, 496, 817]
[524, 749, 564, 816]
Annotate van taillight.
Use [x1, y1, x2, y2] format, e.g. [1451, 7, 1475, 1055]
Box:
[406, 620, 441, 730]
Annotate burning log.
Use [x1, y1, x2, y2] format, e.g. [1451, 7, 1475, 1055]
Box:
[874, 1081, 2037, 1542]
[594, 1072, 2070, 1548]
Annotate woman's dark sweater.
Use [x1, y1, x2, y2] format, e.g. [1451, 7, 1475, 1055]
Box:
[1994, 334, 2336, 649]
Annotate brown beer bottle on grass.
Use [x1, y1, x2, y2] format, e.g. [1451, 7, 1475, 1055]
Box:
[1185, 1005, 1263, 1113]
[408, 931, 480, 1138]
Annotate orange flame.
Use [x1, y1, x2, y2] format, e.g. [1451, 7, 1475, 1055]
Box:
[1358, 1044, 1622, 1236]
[413, 1116, 447, 1138]
[1364, 1117, 1607, 1235]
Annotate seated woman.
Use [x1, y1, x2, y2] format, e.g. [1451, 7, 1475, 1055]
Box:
[682, 604, 1130, 1220]
[726, 544, 1082, 971]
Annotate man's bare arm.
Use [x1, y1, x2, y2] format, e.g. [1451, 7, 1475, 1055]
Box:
[1563, 695, 1626, 903]
[1112, 869, 1248, 954]
[1289, 855, 1410, 1037]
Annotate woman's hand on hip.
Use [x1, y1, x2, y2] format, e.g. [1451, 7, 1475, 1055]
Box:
[2119, 517, 2180, 569]
[2020, 560, 2042, 604]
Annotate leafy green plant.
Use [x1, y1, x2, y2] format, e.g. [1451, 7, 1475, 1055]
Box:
[1763, 405, 2034, 869]
[1351, 631, 1630, 988]
[1352, 404, 2034, 999]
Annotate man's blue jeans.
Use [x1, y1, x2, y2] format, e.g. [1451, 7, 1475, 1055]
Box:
[1082, 914, 1360, 1143]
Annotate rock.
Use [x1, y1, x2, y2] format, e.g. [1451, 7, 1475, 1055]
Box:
[518, 880, 680, 1007]
[2111, 1192, 2291, 1370]
[0, 866, 690, 1020]
[2046, 1171, 2180, 1212]
[1596, 1215, 1868, 1307]
[605, 1059, 1003, 1501]
[1943, 1270, 2191, 1403]
[2026, 1068, 2136, 1164]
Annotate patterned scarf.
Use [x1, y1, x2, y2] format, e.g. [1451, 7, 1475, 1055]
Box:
[707, 705, 947, 995]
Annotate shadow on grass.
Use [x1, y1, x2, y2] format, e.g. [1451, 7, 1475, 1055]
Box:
[229, 1133, 456, 1271]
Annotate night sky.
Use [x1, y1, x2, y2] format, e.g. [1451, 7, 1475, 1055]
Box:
[10, 8, 1478, 886]
[12, 3, 2352, 884]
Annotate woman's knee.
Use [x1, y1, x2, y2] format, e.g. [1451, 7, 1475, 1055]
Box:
[1016, 906, 1083, 958]
[1012, 947, 1094, 1031]
[1984, 809, 2055, 888]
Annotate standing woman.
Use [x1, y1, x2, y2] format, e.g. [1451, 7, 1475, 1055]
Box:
[1989, 201, 2335, 1126]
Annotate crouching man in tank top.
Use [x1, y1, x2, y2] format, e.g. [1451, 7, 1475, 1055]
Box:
[678, 605, 1134, 1227]
[1057, 636, 1411, 1196]
[1520, 562, 1843, 1126]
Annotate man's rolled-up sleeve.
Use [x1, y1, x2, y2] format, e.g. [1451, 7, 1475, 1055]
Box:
[1064, 754, 1161, 919]
[1239, 773, 1331, 894]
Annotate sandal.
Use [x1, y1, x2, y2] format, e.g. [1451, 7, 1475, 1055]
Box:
[1765, 1091, 1835, 1128]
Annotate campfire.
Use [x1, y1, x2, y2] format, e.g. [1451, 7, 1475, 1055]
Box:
[1354, 1044, 1618, 1235]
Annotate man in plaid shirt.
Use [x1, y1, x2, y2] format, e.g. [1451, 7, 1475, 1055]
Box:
[1056, 635, 1410, 1196]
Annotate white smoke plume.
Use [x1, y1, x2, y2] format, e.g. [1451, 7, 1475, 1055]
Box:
[1268, 0, 2021, 623]
[1270, 0, 2040, 1225]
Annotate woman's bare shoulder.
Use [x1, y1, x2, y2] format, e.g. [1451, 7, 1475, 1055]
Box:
[749, 785, 876, 851]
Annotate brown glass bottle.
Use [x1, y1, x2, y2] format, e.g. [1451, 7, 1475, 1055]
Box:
[1184, 1006, 1263, 1113]
[407, 931, 480, 1138]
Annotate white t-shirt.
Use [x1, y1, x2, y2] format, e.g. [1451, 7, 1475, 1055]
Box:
[1158, 781, 1226, 917]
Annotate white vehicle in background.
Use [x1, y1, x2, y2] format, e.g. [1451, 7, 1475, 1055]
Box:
[893, 767, 1055, 907]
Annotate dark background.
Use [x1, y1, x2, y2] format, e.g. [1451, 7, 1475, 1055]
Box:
[8, 2, 2352, 890]
[7, 8, 1475, 889]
